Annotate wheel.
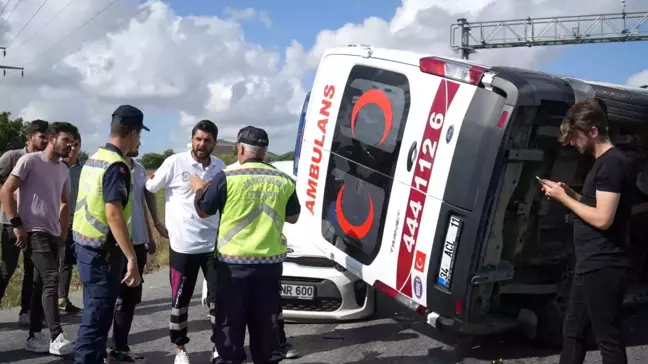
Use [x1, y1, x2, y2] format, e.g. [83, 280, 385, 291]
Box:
[587, 83, 648, 125]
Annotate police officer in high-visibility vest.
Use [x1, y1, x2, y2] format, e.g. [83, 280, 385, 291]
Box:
[73, 105, 149, 364]
[192, 126, 301, 364]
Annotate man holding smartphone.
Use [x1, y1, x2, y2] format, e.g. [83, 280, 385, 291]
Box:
[540, 99, 632, 364]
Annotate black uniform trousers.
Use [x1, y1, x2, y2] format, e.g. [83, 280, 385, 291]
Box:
[210, 261, 284, 364]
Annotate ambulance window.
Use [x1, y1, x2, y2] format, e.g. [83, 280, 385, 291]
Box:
[320, 155, 391, 265]
[331, 65, 410, 176]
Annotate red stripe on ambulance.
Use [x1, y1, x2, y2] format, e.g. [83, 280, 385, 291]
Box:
[396, 79, 460, 297]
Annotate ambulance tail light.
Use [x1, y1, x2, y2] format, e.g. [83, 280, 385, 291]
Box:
[374, 280, 427, 316]
[419, 57, 487, 86]
[497, 106, 514, 129]
[293, 91, 311, 176]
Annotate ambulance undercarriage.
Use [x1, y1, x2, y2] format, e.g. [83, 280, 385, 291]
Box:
[460, 69, 648, 345]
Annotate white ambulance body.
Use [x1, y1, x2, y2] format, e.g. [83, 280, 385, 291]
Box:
[291, 45, 648, 342]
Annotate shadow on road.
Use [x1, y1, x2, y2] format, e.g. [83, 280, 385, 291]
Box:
[128, 319, 211, 346]
[289, 322, 421, 358]
[0, 348, 45, 363]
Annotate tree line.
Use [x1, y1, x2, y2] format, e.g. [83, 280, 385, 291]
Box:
[0, 112, 89, 162]
[1, 112, 295, 169]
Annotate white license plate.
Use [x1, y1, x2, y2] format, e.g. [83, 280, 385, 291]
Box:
[281, 284, 315, 300]
[437, 216, 462, 288]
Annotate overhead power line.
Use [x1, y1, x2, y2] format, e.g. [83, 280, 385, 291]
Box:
[450, 1, 648, 59]
[25, 0, 161, 69]
[23, 0, 122, 66]
[9, 0, 79, 52]
[0, 0, 12, 18]
[6, 0, 50, 47]
[2, 0, 25, 24]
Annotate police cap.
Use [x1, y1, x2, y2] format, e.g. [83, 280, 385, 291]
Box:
[237, 126, 269, 147]
[111, 105, 149, 131]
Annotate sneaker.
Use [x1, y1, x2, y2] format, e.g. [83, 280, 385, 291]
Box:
[211, 346, 219, 361]
[107, 349, 146, 363]
[18, 312, 29, 326]
[280, 343, 300, 359]
[25, 332, 49, 353]
[49, 332, 75, 356]
[59, 301, 83, 315]
[174, 351, 190, 364]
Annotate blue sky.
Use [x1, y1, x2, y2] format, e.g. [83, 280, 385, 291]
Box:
[139, 0, 648, 155]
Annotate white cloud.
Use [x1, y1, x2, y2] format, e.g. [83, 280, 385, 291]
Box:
[223, 7, 272, 29]
[0, 0, 642, 155]
[627, 70, 648, 88]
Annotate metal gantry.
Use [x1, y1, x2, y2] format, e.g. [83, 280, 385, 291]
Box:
[450, 1, 648, 59]
[0, 47, 24, 77]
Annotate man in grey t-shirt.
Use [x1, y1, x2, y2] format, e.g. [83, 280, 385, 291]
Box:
[0, 119, 49, 326]
[0, 122, 77, 356]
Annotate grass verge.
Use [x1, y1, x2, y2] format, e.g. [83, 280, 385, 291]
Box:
[0, 188, 168, 310]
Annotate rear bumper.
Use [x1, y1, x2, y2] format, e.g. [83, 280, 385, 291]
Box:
[426, 311, 519, 336]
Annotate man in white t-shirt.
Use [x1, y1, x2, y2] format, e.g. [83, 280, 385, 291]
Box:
[145, 120, 225, 364]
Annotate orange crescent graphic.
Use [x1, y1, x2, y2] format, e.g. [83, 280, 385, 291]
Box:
[335, 184, 374, 240]
[350, 89, 393, 146]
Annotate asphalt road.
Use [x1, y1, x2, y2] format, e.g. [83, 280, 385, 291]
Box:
[2, 270, 648, 363]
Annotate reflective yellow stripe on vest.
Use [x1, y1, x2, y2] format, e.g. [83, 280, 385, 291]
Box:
[72, 147, 133, 249]
[217, 163, 294, 264]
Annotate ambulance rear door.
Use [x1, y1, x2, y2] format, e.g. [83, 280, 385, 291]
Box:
[295, 47, 484, 314]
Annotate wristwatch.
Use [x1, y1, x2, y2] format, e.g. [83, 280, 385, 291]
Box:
[10, 216, 22, 228]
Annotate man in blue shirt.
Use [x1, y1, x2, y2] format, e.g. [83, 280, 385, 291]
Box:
[74, 105, 148, 364]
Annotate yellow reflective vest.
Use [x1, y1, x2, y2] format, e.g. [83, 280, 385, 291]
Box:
[217, 162, 294, 264]
[72, 147, 133, 249]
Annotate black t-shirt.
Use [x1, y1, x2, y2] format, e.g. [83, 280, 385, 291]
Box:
[573, 147, 633, 274]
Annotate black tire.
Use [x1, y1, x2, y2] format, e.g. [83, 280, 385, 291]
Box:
[588, 83, 648, 125]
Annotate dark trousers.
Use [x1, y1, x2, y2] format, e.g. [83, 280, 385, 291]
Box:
[559, 267, 628, 364]
[27, 232, 63, 339]
[212, 263, 284, 364]
[58, 226, 76, 301]
[277, 281, 287, 345]
[278, 316, 287, 345]
[204, 259, 289, 345]
[0, 224, 33, 313]
[112, 244, 148, 351]
[169, 248, 211, 347]
[75, 244, 122, 364]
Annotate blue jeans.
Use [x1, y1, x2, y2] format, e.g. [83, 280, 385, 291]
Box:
[74, 244, 122, 364]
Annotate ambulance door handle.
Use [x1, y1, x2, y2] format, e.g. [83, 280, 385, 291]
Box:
[406, 141, 417, 172]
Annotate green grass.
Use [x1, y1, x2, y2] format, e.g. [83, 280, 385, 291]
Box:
[0, 188, 168, 309]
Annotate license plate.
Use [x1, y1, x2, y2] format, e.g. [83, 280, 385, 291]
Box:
[281, 284, 315, 300]
[437, 216, 462, 289]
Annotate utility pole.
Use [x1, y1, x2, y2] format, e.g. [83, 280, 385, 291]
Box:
[0, 47, 24, 77]
[450, 0, 648, 59]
